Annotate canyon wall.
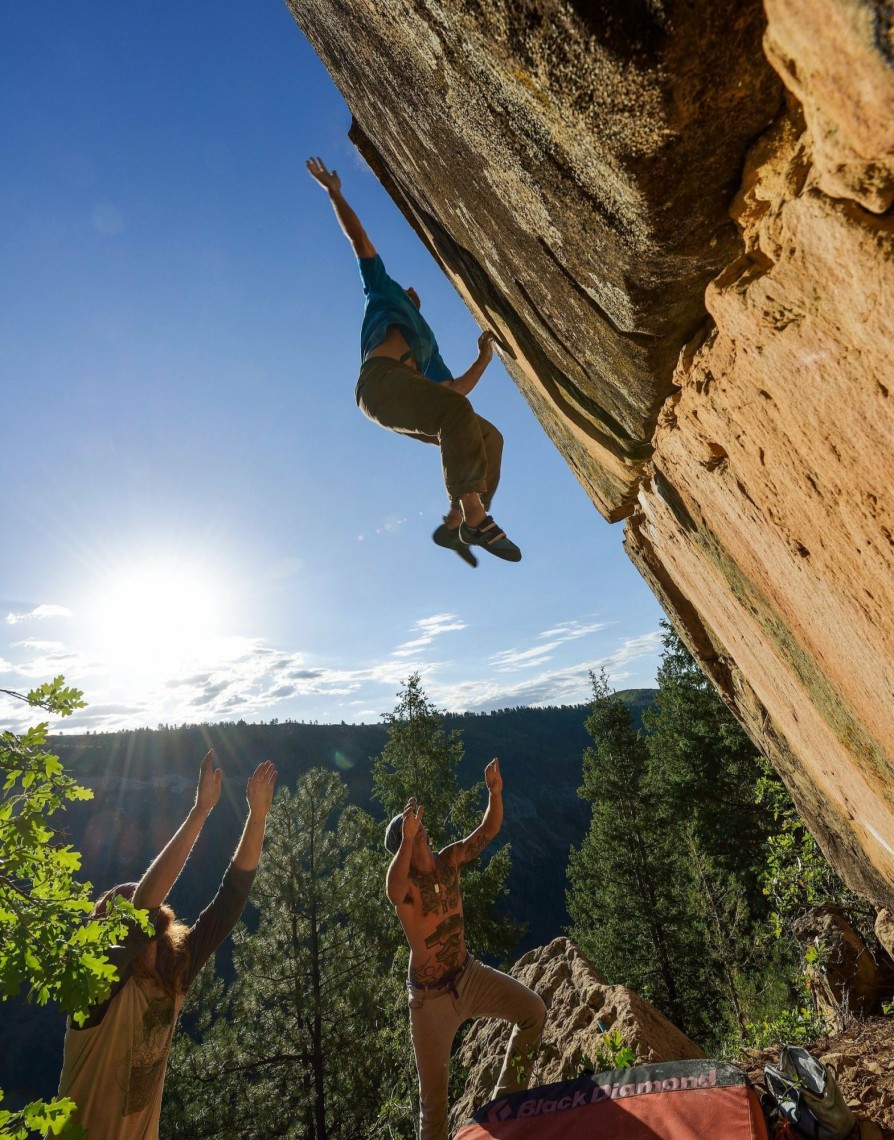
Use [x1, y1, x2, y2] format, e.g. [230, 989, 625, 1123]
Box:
[287, 0, 894, 908]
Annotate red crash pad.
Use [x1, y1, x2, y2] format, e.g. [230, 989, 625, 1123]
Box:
[454, 1060, 767, 1140]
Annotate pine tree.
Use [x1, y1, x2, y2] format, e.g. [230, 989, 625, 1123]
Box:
[372, 674, 520, 962]
[644, 624, 775, 899]
[568, 630, 824, 1051]
[164, 769, 403, 1139]
[565, 669, 695, 1020]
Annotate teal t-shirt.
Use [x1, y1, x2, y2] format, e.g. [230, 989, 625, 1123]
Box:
[358, 255, 452, 382]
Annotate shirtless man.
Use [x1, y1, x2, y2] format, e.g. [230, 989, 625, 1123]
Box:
[307, 156, 521, 565]
[385, 758, 546, 1140]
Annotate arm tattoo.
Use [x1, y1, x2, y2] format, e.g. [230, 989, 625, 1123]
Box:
[462, 831, 489, 863]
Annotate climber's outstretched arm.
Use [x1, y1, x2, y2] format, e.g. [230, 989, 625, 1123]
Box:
[307, 157, 376, 259]
[442, 331, 495, 397]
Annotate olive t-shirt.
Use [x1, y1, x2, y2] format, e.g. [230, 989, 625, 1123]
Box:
[55, 864, 255, 1139]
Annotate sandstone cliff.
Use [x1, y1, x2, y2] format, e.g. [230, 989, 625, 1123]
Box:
[287, 0, 894, 910]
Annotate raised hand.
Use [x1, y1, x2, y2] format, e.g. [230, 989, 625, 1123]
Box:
[484, 757, 502, 796]
[402, 797, 423, 843]
[306, 156, 341, 195]
[194, 750, 222, 816]
[246, 760, 278, 818]
[477, 330, 495, 363]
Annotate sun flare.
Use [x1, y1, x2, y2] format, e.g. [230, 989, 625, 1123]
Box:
[92, 564, 223, 679]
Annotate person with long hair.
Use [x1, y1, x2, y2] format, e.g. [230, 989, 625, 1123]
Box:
[307, 156, 522, 567]
[54, 750, 277, 1138]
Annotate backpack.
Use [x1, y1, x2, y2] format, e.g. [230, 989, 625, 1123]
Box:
[453, 1059, 768, 1139]
[763, 1046, 857, 1140]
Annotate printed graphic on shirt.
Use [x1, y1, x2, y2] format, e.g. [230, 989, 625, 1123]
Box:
[117, 994, 176, 1115]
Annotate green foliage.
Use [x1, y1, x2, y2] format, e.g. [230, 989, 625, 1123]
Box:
[756, 761, 876, 943]
[0, 679, 148, 1139]
[589, 1029, 637, 1073]
[567, 667, 692, 1020]
[0, 1095, 84, 1140]
[567, 628, 797, 1051]
[567, 624, 880, 1057]
[165, 768, 407, 1138]
[643, 631, 779, 898]
[373, 673, 481, 851]
[737, 1002, 829, 1052]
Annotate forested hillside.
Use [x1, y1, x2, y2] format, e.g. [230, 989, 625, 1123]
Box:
[3, 695, 650, 1111]
[5, 640, 889, 1137]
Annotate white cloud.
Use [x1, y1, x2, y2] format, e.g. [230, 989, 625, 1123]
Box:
[488, 618, 609, 673]
[602, 630, 663, 671]
[58, 636, 420, 730]
[392, 613, 466, 659]
[438, 630, 662, 712]
[9, 648, 89, 680]
[6, 604, 73, 625]
[0, 611, 660, 733]
[537, 619, 608, 644]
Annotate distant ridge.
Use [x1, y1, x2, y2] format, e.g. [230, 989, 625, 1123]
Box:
[50, 690, 655, 945]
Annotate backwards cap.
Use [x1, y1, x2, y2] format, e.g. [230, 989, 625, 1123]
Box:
[383, 813, 404, 855]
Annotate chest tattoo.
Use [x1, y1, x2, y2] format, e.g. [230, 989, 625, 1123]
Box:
[411, 859, 460, 915]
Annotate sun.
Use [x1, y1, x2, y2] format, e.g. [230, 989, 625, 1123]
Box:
[92, 563, 223, 679]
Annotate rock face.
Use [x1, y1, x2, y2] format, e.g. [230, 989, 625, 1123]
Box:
[288, 0, 780, 517]
[624, 87, 894, 909]
[792, 905, 894, 1018]
[288, 0, 894, 909]
[449, 938, 703, 1132]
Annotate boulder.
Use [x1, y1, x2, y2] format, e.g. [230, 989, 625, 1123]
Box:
[792, 905, 894, 1018]
[449, 937, 702, 1131]
[876, 910, 894, 961]
[624, 89, 894, 910]
[764, 0, 894, 212]
[287, 0, 781, 516]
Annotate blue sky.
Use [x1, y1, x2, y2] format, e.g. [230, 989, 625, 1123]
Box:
[0, 1, 665, 733]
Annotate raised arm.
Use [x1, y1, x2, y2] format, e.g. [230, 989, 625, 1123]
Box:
[307, 156, 376, 259]
[386, 799, 423, 905]
[232, 760, 278, 871]
[132, 750, 221, 910]
[448, 758, 503, 867]
[442, 331, 495, 397]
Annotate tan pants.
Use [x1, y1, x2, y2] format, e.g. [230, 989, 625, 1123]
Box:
[356, 357, 503, 508]
[408, 958, 547, 1140]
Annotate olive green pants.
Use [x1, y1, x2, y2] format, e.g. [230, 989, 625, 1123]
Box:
[356, 357, 503, 509]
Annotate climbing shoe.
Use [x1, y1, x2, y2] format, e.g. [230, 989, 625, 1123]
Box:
[432, 521, 478, 568]
[458, 516, 521, 562]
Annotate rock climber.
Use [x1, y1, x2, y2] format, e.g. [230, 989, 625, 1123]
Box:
[307, 156, 521, 565]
